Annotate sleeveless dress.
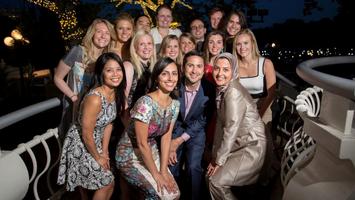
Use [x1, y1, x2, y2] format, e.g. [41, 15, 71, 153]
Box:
[239, 57, 266, 98]
[57, 90, 116, 191]
[116, 95, 180, 199]
[239, 57, 273, 124]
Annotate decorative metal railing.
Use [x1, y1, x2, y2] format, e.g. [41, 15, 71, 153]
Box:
[0, 98, 62, 200]
[280, 86, 322, 187]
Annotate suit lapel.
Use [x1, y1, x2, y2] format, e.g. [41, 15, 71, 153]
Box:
[185, 83, 208, 120]
[178, 83, 186, 119]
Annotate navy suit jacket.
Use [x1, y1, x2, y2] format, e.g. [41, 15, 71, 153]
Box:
[172, 78, 215, 142]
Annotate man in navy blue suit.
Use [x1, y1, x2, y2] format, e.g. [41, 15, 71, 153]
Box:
[168, 51, 215, 200]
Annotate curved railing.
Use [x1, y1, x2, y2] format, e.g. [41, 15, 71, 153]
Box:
[0, 98, 62, 200]
[296, 56, 355, 101]
[279, 86, 322, 187]
[282, 56, 355, 200]
[0, 98, 61, 129]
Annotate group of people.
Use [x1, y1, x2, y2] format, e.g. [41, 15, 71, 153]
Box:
[54, 4, 276, 200]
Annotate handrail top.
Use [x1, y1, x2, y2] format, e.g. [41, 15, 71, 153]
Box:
[0, 98, 61, 130]
[296, 56, 355, 101]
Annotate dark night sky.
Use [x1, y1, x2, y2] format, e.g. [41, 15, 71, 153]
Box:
[250, 0, 337, 28]
[0, 0, 338, 28]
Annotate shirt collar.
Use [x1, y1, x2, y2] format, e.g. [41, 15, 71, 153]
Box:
[185, 81, 201, 93]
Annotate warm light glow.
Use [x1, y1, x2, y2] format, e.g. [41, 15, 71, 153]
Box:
[271, 42, 276, 48]
[11, 29, 23, 41]
[170, 22, 181, 28]
[261, 47, 354, 64]
[4, 37, 15, 47]
[111, 0, 192, 23]
[26, 0, 82, 41]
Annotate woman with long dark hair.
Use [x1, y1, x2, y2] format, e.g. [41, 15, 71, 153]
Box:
[57, 52, 126, 200]
[116, 57, 180, 199]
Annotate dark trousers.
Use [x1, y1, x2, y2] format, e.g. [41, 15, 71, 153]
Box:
[169, 136, 205, 200]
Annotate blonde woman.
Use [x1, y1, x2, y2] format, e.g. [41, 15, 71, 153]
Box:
[158, 34, 183, 67]
[112, 12, 134, 61]
[179, 32, 196, 56]
[125, 30, 157, 108]
[232, 28, 276, 125]
[54, 18, 116, 139]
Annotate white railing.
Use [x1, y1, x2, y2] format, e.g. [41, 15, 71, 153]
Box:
[0, 98, 61, 200]
[279, 86, 321, 188]
[282, 55, 355, 200]
[295, 86, 323, 118]
[296, 56, 355, 101]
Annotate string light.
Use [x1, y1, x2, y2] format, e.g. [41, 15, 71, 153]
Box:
[111, 0, 192, 25]
[261, 47, 355, 62]
[26, 0, 83, 41]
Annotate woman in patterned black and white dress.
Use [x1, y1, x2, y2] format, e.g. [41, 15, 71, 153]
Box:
[57, 52, 126, 200]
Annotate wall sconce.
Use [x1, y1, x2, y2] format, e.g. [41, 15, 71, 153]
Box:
[3, 29, 30, 47]
[4, 37, 15, 47]
[11, 29, 23, 41]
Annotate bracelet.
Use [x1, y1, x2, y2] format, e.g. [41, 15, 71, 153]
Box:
[70, 94, 77, 98]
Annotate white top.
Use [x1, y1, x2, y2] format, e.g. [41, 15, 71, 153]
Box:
[239, 57, 266, 96]
[150, 27, 182, 45]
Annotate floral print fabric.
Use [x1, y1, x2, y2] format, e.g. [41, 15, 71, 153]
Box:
[116, 95, 180, 199]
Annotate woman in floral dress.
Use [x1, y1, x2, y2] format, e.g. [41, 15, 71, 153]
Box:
[57, 52, 126, 200]
[116, 57, 180, 199]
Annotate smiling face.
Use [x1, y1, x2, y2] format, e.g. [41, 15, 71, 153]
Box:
[190, 19, 206, 41]
[135, 34, 154, 61]
[115, 19, 133, 43]
[157, 62, 179, 93]
[226, 14, 241, 37]
[235, 33, 252, 58]
[102, 59, 123, 88]
[135, 15, 151, 32]
[163, 39, 180, 60]
[208, 34, 224, 57]
[92, 22, 111, 49]
[180, 36, 196, 54]
[213, 58, 233, 87]
[210, 11, 223, 30]
[183, 55, 204, 86]
[157, 7, 173, 28]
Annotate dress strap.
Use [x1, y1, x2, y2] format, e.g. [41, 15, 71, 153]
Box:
[258, 57, 266, 76]
[87, 90, 106, 103]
